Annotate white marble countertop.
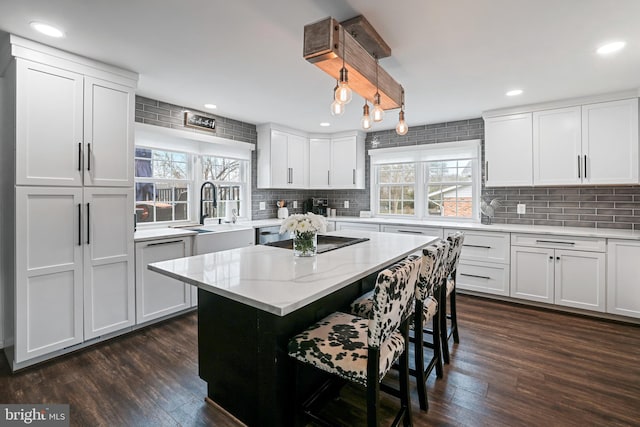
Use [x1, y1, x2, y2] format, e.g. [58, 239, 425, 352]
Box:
[326, 216, 640, 240]
[134, 223, 254, 242]
[148, 230, 438, 316]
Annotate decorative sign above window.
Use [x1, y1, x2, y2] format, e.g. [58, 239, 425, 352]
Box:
[184, 112, 216, 131]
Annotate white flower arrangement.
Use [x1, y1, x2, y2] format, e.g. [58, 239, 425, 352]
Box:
[279, 213, 327, 235]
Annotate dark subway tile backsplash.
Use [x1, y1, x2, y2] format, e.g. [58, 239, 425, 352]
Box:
[136, 96, 640, 230]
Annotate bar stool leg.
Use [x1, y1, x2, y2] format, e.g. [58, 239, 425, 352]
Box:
[440, 281, 450, 365]
[450, 283, 460, 344]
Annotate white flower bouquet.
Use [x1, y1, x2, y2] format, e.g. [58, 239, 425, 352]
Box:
[280, 213, 327, 256]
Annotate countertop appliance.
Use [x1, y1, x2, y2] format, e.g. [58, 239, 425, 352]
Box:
[256, 225, 289, 245]
[311, 197, 328, 216]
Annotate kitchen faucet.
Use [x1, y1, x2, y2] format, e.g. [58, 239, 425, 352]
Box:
[200, 181, 217, 225]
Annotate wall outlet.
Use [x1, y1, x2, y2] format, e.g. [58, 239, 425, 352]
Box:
[344, 200, 349, 209]
[292, 201, 298, 209]
[517, 203, 526, 214]
[259, 201, 266, 210]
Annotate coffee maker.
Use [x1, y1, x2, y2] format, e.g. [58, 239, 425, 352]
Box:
[305, 197, 328, 216]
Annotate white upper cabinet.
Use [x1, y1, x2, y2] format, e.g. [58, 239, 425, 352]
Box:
[485, 95, 639, 187]
[13, 43, 136, 188]
[257, 126, 309, 189]
[582, 99, 639, 185]
[309, 138, 331, 188]
[16, 60, 84, 186]
[484, 113, 533, 187]
[533, 106, 582, 185]
[308, 133, 365, 189]
[83, 77, 135, 187]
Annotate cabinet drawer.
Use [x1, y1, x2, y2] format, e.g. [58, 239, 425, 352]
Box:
[511, 233, 606, 252]
[381, 225, 443, 239]
[445, 229, 510, 264]
[335, 221, 380, 232]
[456, 261, 510, 296]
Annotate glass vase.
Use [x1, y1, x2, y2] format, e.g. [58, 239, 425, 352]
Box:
[293, 231, 317, 257]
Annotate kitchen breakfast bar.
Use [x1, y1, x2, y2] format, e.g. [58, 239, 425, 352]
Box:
[148, 230, 438, 426]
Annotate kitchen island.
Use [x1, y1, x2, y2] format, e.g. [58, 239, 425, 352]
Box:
[149, 230, 438, 426]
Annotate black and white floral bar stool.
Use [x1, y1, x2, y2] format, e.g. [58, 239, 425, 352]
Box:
[440, 231, 465, 364]
[287, 255, 421, 427]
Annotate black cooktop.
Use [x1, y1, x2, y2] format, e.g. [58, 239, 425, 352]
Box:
[264, 235, 369, 254]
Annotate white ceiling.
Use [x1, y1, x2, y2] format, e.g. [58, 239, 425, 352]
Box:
[1, 0, 639, 133]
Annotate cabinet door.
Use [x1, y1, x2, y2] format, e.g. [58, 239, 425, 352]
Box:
[83, 188, 135, 339]
[582, 99, 639, 184]
[309, 138, 331, 188]
[484, 113, 533, 186]
[135, 238, 191, 324]
[510, 246, 554, 303]
[15, 187, 84, 363]
[331, 136, 357, 187]
[533, 106, 582, 185]
[84, 78, 135, 187]
[16, 59, 84, 187]
[269, 130, 289, 187]
[288, 134, 308, 187]
[554, 250, 605, 312]
[607, 240, 640, 318]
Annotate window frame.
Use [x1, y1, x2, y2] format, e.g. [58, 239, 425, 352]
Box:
[198, 154, 250, 221]
[370, 140, 481, 222]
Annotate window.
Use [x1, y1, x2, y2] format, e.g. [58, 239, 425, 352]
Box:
[135, 147, 191, 223]
[201, 155, 249, 220]
[370, 140, 480, 221]
[377, 164, 416, 215]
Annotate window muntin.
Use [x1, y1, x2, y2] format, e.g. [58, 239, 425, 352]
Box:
[135, 147, 191, 224]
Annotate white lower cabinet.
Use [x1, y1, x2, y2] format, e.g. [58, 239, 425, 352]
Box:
[135, 237, 192, 324]
[446, 229, 510, 296]
[606, 240, 640, 318]
[14, 187, 134, 363]
[510, 234, 606, 312]
[335, 221, 380, 232]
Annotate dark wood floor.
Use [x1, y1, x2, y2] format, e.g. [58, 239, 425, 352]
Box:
[1, 295, 639, 426]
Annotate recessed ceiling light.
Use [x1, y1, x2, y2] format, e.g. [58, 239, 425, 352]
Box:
[320, 122, 331, 127]
[506, 89, 523, 97]
[30, 21, 65, 38]
[204, 104, 217, 109]
[597, 41, 626, 55]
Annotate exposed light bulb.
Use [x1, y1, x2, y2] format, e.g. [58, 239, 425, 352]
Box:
[372, 92, 384, 122]
[361, 102, 372, 130]
[396, 110, 408, 136]
[335, 67, 352, 104]
[331, 99, 345, 116]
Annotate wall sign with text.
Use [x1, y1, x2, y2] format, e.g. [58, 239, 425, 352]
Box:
[184, 112, 216, 131]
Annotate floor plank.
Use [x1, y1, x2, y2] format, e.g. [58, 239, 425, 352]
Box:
[1, 295, 639, 426]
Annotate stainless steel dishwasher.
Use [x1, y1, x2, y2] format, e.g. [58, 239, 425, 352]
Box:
[256, 225, 289, 245]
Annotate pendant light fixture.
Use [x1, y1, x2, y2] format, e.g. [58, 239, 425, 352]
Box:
[330, 80, 345, 116]
[372, 57, 384, 122]
[334, 27, 353, 105]
[361, 100, 372, 130]
[395, 88, 408, 135]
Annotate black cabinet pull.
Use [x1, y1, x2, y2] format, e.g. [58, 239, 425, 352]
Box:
[485, 161, 489, 181]
[460, 273, 491, 280]
[147, 240, 183, 247]
[549, 256, 553, 260]
[87, 143, 91, 171]
[463, 244, 492, 249]
[577, 155, 581, 178]
[86, 202, 90, 244]
[584, 155, 587, 178]
[556, 256, 560, 261]
[536, 240, 575, 245]
[78, 203, 82, 246]
[78, 143, 82, 171]
[397, 229, 422, 234]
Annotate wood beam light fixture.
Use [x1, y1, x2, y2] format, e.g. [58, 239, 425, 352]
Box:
[304, 16, 408, 134]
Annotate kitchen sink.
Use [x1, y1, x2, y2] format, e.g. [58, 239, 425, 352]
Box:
[264, 235, 369, 254]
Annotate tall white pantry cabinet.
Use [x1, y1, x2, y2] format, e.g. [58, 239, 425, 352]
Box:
[1, 35, 138, 369]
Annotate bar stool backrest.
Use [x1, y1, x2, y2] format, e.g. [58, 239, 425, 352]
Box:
[368, 255, 421, 348]
[417, 240, 448, 301]
[445, 232, 465, 278]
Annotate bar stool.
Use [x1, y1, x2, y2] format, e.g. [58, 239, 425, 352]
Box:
[350, 240, 449, 411]
[288, 255, 421, 427]
[440, 231, 465, 364]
